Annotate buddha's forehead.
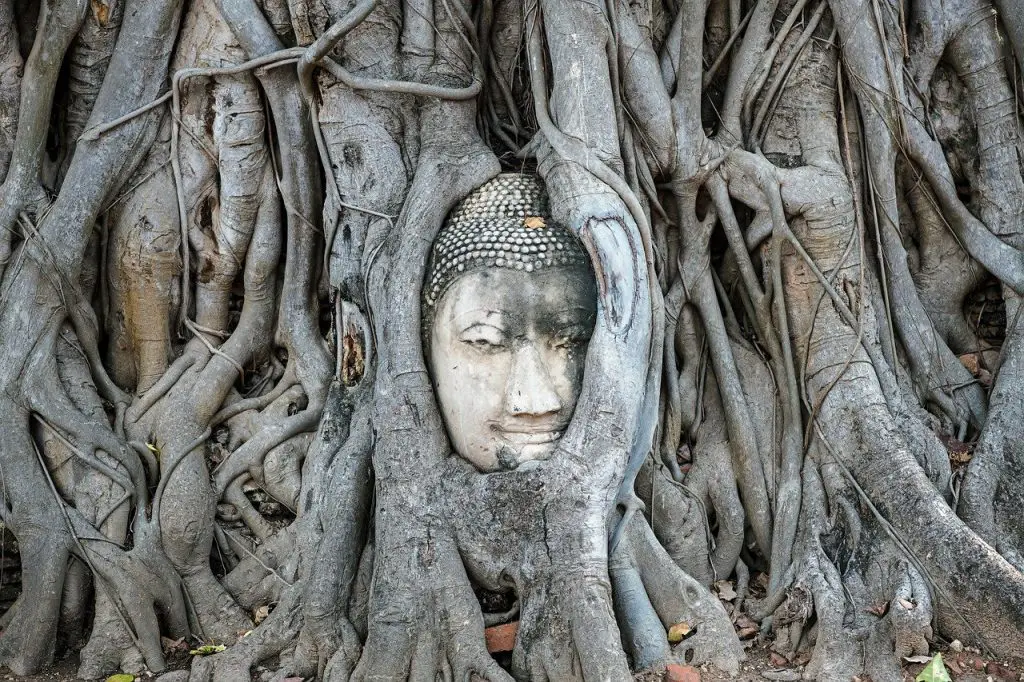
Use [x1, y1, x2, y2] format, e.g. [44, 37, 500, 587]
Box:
[439, 267, 597, 329]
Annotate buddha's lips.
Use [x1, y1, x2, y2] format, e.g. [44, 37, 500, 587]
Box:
[496, 429, 564, 446]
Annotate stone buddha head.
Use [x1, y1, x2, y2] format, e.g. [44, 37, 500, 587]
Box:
[424, 174, 597, 472]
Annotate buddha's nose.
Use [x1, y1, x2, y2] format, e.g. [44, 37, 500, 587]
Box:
[505, 343, 562, 417]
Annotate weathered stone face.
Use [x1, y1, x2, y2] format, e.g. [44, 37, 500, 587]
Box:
[429, 265, 596, 471]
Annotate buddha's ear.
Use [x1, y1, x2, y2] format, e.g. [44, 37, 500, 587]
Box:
[578, 214, 640, 336]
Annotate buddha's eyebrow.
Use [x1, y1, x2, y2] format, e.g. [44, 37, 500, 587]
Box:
[450, 308, 508, 327]
[547, 305, 596, 321]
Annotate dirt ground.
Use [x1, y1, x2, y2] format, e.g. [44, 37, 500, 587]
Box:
[5, 639, 1022, 681]
[691, 640, 1024, 682]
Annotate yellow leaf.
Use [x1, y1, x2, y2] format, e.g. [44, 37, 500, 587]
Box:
[667, 621, 692, 643]
[523, 216, 546, 229]
[106, 675, 135, 682]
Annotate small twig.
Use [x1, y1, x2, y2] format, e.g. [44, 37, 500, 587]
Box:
[184, 318, 246, 380]
[220, 526, 294, 587]
[78, 92, 173, 141]
[32, 413, 134, 497]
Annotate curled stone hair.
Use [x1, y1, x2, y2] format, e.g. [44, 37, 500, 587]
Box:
[422, 173, 591, 323]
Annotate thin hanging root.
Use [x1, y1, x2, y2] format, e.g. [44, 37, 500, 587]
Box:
[702, 2, 755, 87]
[751, 2, 830, 145]
[184, 319, 245, 379]
[25, 350, 147, 504]
[221, 526, 293, 588]
[740, 0, 812, 135]
[125, 351, 198, 425]
[30, 440, 167, 672]
[765, 180, 804, 592]
[151, 428, 212, 522]
[78, 92, 172, 142]
[298, 0, 483, 101]
[212, 408, 319, 494]
[66, 298, 130, 407]
[32, 413, 134, 496]
[212, 363, 297, 426]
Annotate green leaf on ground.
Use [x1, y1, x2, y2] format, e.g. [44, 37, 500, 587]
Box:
[189, 643, 227, 656]
[105, 675, 135, 682]
[915, 653, 952, 682]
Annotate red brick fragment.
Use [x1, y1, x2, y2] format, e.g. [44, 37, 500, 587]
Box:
[664, 664, 700, 682]
[484, 621, 518, 653]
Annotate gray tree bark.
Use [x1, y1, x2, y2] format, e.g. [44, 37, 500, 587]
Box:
[0, 0, 1022, 680]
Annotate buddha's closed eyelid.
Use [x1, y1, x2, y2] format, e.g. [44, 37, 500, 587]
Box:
[547, 323, 594, 349]
[459, 323, 508, 349]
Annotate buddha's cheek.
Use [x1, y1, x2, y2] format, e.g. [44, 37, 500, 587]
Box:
[434, 352, 508, 471]
[543, 347, 586, 418]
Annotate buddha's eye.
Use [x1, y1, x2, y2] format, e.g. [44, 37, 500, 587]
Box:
[460, 325, 507, 352]
[467, 338, 503, 350]
[551, 324, 592, 349]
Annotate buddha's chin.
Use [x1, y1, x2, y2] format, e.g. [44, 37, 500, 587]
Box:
[515, 441, 559, 463]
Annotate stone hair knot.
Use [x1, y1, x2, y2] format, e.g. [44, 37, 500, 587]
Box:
[423, 173, 591, 312]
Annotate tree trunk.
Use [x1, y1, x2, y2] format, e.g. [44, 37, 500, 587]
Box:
[0, 0, 1023, 680]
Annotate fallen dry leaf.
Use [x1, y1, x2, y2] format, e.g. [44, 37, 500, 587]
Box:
[91, 0, 110, 25]
[161, 636, 187, 653]
[665, 664, 701, 682]
[714, 580, 737, 601]
[985, 661, 1016, 681]
[667, 621, 692, 643]
[959, 353, 980, 375]
[737, 625, 759, 639]
[523, 216, 546, 229]
[189, 644, 226, 656]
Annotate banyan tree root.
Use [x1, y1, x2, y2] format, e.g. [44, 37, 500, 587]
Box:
[4, 0, 1024, 680]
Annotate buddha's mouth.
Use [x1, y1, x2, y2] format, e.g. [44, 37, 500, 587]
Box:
[498, 429, 563, 446]
[493, 429, 564, 471]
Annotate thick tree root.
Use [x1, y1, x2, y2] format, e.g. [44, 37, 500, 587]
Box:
[616, 515, 744, 674]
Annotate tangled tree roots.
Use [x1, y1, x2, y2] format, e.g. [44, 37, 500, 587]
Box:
[1, 0, 1024, 680]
